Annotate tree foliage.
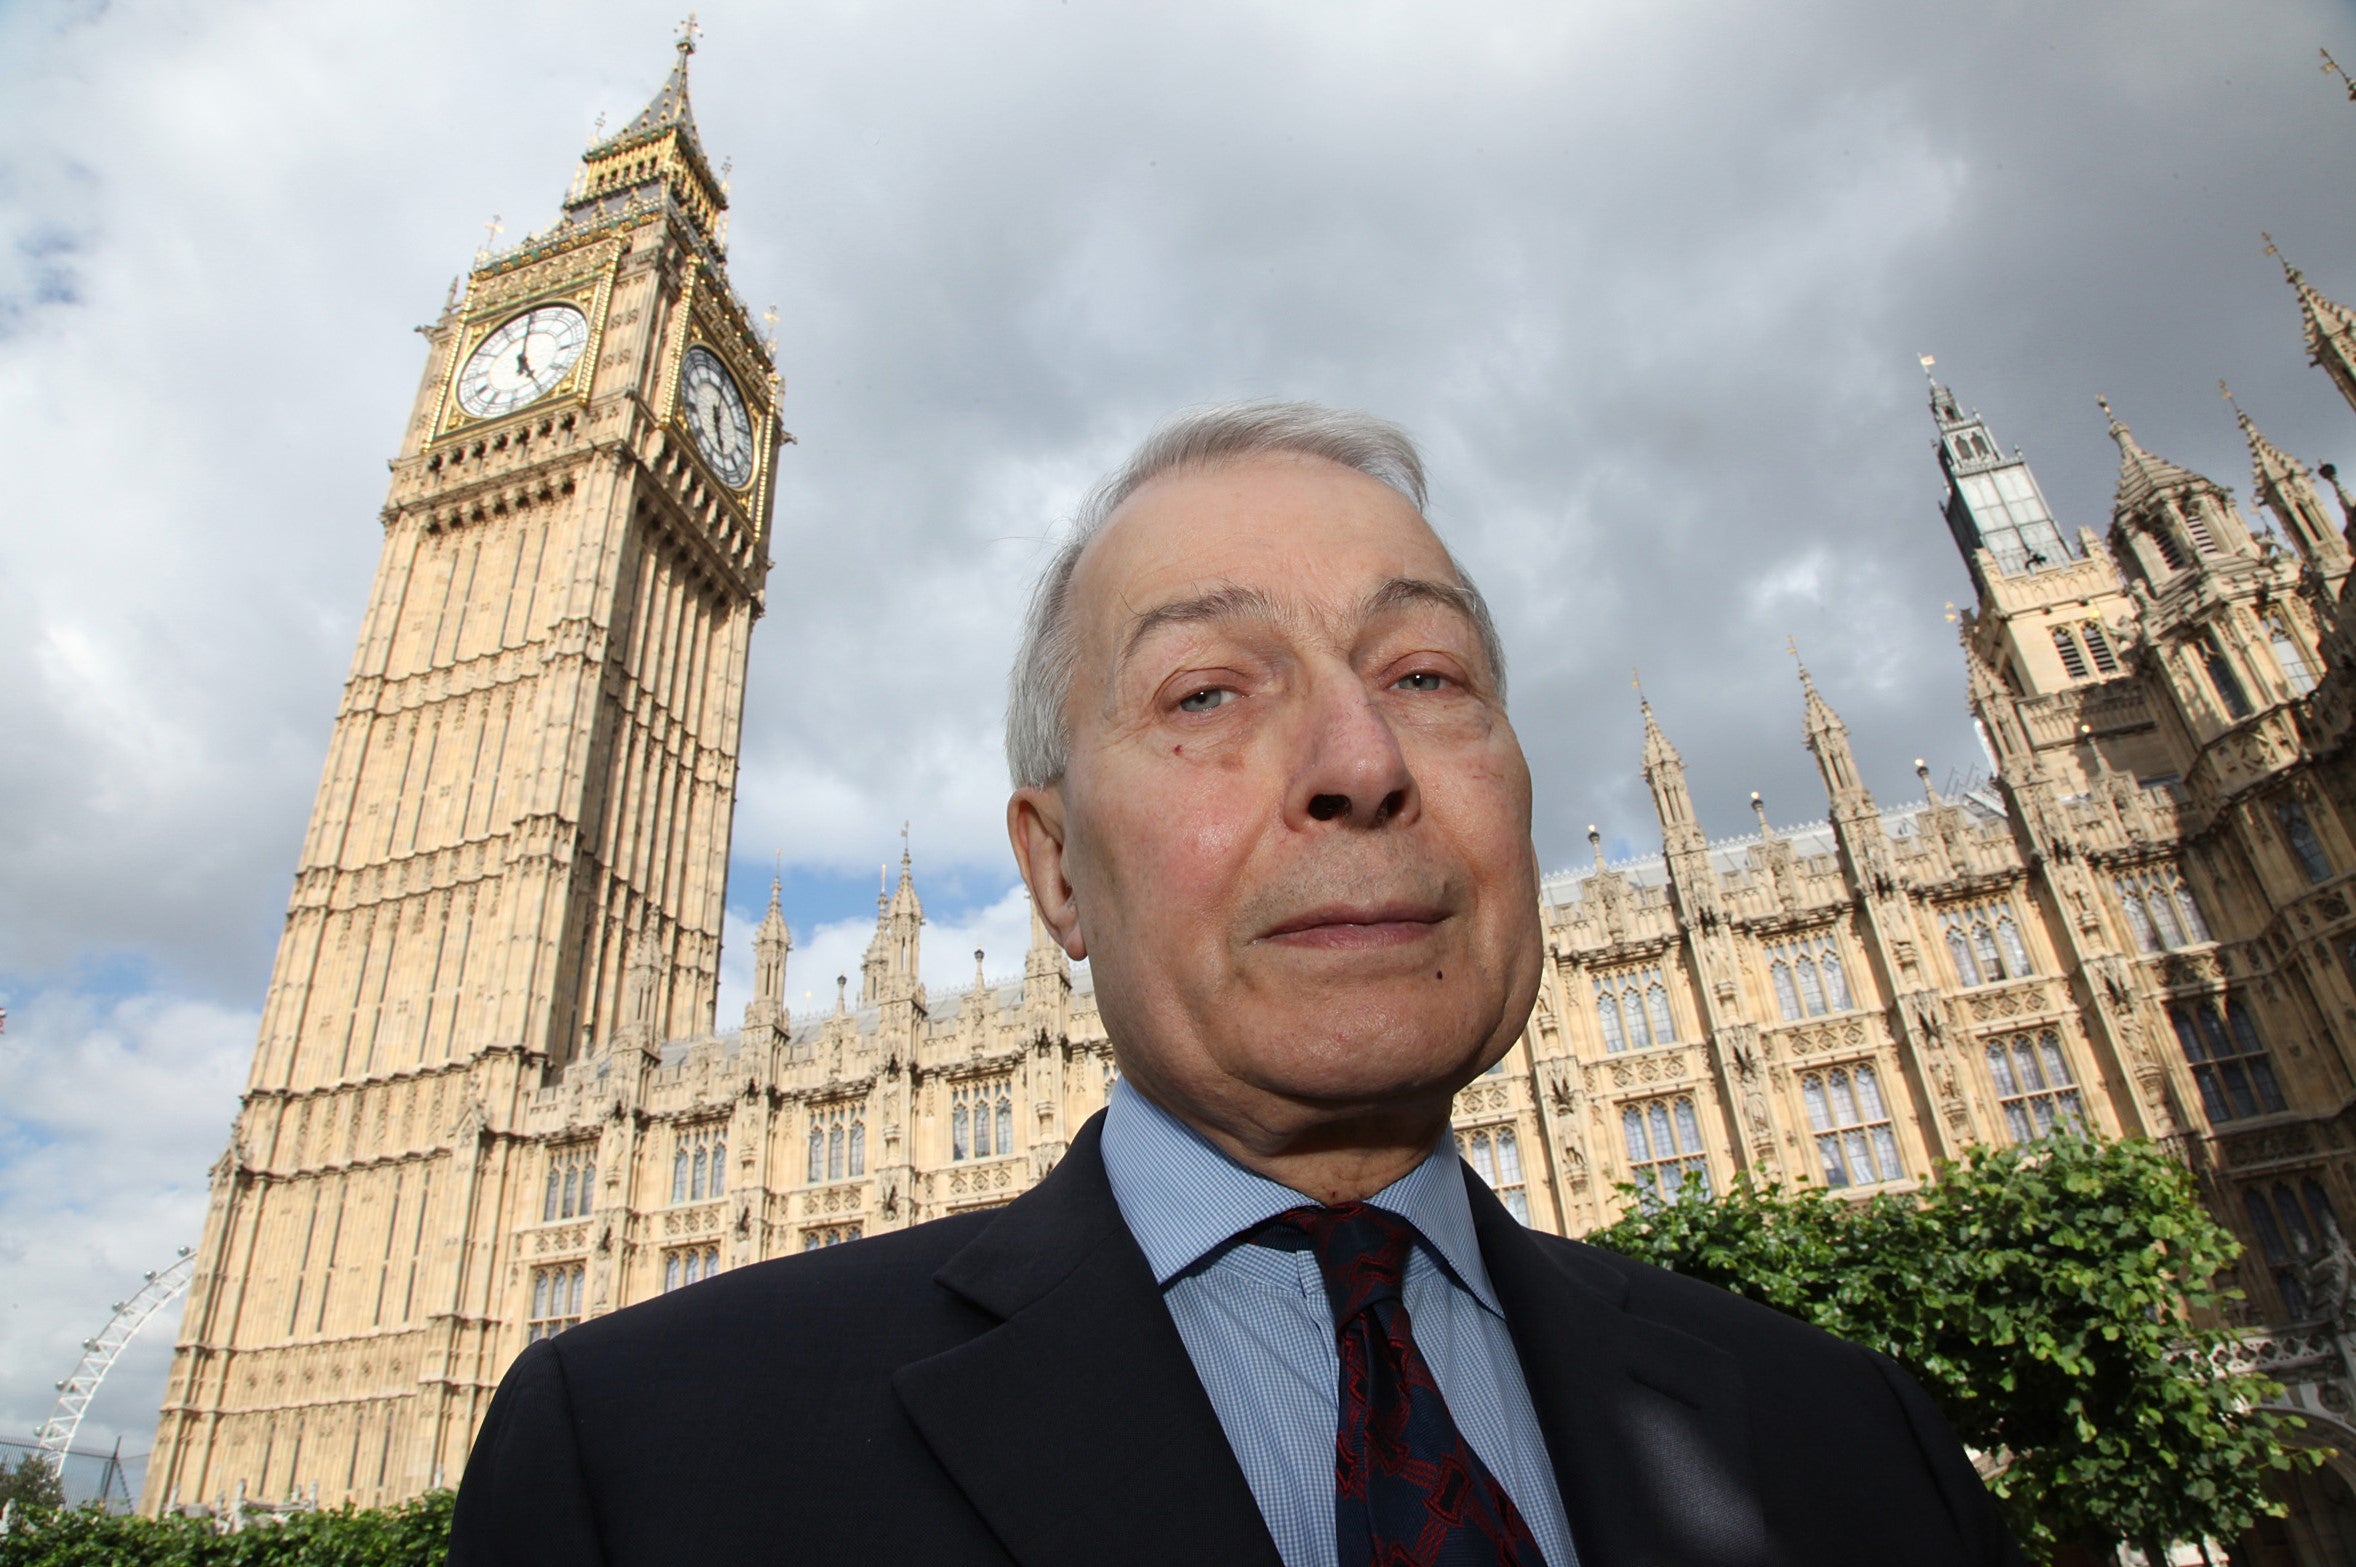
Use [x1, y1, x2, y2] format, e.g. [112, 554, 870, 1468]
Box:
[0, 1489, 451, 1566]
[1588, 1129, 2324, 1560]
[0, 1458, 65, 1516]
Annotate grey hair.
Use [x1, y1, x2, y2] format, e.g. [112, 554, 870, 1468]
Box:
[1005, 399, 1507, 789]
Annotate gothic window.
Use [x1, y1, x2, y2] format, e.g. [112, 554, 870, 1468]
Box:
[2080, 620, 2120, 676]
[544, 1147, 594, 1222]
[1593, 966, 1674, 1051]
[1765, 934, 1849, 1021]
[2152, 527, 2189, 572]
[1940, 899, 2032, 987]
[527, 1263, 584, 1342]
[809, 1104, 862, 1183]
[1800, 1064, 1904, 1189]
[2204, 635, 2254, 719]
[673, 1125, 724, 1203]
[951, 1079, 1011, 1161]
[1984, 1030, 2085, 1144]
[2051, 626, 2090, 682]
[1971, 433, 1993, 460]
[2269, 612, 2318, 696]
[801, 1224, 863, 1250]
[2112, 867, 2208, 952]
[2169, 999, 2287, 1123]
[1460, 1125, 1530, 1223]
[2182, 506, 2219, 555]
[662, 1245, 719, 1293]
[1621, 1096, 1711, 1204]
[2242, 1180, 2341, 1318]
[2278, 798, 2332, 883]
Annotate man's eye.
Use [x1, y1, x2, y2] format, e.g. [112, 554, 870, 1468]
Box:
[1394, 671, 1450, 692]
[1176, 687, 1234, 713]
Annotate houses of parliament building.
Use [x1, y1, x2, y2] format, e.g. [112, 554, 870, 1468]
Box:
[139, 35, 2356, 1551]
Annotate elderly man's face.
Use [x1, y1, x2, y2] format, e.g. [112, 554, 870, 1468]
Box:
[1011, 453, 1543, 1149]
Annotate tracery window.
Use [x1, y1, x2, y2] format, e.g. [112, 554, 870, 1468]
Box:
[1460, 1125, 1529, 1223]
[2277, 798, 2332, 883]
[1799, 1064, 1904, 1189]
[527, 1263, 584, 1342]
[811, 1102, 864, 1182]
[2242, 1178, 2341, 1317]
[951, 1078, 1013, 1161]
[1765, 933, 1851, 1022]
[802, 1224, 863, 1251]
[2269, 611, 2317, 696]
[1621, 1096, 1711, 1204]
[2112, 866, 2209, 953]
[662, 1245, 719, 1293]
[1592, 965, 1676, 1052]
[2169, 998, 2287, 1123]
[1939, 898, 2033, 988]
[2204, 634, 2254, 720]
[1984, 1030, 2085, 1144]
[670, 1124, 726, 1204]
[542, 1145, 595, 1222]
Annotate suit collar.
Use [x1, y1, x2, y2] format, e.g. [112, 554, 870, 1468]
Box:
[1467, 1171, 1780, 1567]
[894, 1115, 1284, 1567]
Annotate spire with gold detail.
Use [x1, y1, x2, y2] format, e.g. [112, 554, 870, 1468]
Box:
[564, 20, 728, 242]
[2226, 381, 2350, 572]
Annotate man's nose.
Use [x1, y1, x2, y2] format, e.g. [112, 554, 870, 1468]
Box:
[1286, 673, 1419, 830]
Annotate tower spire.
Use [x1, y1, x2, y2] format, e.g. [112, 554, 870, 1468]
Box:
[2226, 380, 2351, 572]
[2268, 236, 2356, 419]
[1926, 360, 2076, 589]
[564, 27, 727, 240]
[1793, 644, 1869, 805]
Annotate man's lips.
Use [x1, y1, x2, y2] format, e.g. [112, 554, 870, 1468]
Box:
[1258, 904, 1448, 949]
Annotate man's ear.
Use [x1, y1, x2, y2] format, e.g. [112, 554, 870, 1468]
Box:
[1008, 786, 1086, 961]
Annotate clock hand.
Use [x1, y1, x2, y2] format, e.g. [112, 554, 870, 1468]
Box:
[515, 345, 533, 378]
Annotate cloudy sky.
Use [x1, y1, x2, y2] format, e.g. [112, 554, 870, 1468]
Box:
[4, 0, 2354, 1469]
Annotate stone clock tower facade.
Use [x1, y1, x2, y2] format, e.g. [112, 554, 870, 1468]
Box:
[143, 36, 782, 1510]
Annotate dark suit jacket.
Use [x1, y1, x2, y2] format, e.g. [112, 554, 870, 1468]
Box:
[450, 1113, 2024, 1566]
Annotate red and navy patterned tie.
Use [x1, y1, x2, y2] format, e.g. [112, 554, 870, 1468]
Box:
[1263, 1202, 1550, 1567]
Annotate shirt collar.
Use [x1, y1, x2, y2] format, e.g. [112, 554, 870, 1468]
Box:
[1100, 1077, 1503, 1315]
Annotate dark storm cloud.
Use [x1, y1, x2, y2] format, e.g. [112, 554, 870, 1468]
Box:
[2, 0, 2352, 1446]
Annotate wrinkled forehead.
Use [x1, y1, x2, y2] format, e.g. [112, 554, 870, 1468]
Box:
[1068, 453, 1461, 658]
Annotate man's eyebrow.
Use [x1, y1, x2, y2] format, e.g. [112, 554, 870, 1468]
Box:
[1115, 583, 1281, 672]
[1364, 575, 1480, 627]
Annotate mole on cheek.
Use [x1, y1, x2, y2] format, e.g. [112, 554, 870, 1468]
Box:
[1435, 970, 1444, 981]
[1173, 744, 1183, 755]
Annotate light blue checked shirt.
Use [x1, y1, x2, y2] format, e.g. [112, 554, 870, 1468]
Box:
[1101, 1079, 1579, 1567]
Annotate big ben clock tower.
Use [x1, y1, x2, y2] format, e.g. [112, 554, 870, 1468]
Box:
[145, 29, 783, 1510]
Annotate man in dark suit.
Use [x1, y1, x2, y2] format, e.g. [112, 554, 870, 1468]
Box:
[451, 402, 2024, 1566]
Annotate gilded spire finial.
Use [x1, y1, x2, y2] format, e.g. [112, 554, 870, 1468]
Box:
[2325, 47, 2355, 101]
[677, 11, 702, 56]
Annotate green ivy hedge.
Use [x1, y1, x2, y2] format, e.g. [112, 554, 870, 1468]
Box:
[0, 1490, 451, 1566]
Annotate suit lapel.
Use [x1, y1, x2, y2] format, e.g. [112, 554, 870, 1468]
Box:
[893, 1117, 1283, 1567]
[1468, 1173, 1780, 1567]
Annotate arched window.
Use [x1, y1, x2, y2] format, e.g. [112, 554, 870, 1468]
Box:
[2169, 998, 2285, 1122]
[1945, 926, 1980, 987]
[996, 1096, 1013, 1157]
[1769, 961, 1801, 1022]
[2051, 625, 2090, 681]
[708, 1141, 723, 1197]
[2270, 611, 2317, 696]
[1984, 1031, 2085, 1143]
[1996, 917, 2031, 978]
[672, 1147, 689, 1205]
[1766, 936, 1845, 1019]
[2205, 635, 2253, 719]
[1799, 1064, 1903, 1188]
[847, 1121, 865, 1178]
[828, 1124, 845, 1181]
[2278, 798, 2332, 883]
[1971, 921, 2004, 981]
[1644, 984, 1673, 1044]
[579, 1159, 593, 1209]
[543, 1167, 561, 1224]
[1818, 949, 1851, 1011]
[691, 1145, 708, 1202]
[951, 1103, 970, 1161]
[807, 1125, 824, 1184]
[1595, 989, 1626, 1052]
[664, 1254, 680, 1293]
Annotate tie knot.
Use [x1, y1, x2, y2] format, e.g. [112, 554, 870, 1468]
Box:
[1261, 1202, 1418, 1323]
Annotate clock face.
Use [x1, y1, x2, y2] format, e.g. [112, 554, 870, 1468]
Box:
[455, 304, 590, 419]
[680, 346, 756, 489]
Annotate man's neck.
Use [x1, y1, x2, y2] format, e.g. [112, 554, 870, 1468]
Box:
[1121, 1076, 1453, 1205]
